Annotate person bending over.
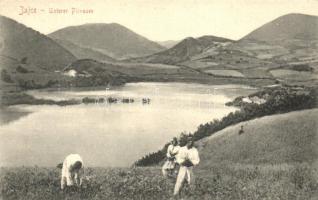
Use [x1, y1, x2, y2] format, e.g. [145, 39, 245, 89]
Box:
[61, 154, 84, 190]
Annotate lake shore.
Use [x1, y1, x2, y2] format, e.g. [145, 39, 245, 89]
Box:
[0, 82, 251, 167]
[0, 106, 31, 125]
[0, 92, 80, 107]
[1, 79, 260, 107]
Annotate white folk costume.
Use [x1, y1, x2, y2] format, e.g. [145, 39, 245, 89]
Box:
[61, 154, 83, 189]
[162, 144, 180, 177]
[174, 146, 200, 195]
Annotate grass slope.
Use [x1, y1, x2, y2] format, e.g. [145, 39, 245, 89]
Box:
[197, 109, 318, 169]
[0, 164, 316, 200]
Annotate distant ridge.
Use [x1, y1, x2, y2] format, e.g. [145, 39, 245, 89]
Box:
[48, 23, 166, 59]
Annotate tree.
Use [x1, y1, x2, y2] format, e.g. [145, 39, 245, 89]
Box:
[21, 57, 28, 64]
[1, 69, 14, 83]
[16, 65, 29, 73]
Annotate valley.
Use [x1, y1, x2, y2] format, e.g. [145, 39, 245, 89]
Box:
[0, 10, 318, 200]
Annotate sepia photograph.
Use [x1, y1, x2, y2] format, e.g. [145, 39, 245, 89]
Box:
[0, 0, 317, 199]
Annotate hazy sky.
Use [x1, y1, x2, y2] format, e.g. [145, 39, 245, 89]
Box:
[0, 0, 317, 41]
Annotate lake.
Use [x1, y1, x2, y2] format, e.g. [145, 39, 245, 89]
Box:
[0, 82, 256, 167]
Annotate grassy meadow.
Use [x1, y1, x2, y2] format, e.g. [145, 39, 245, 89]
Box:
[196, 109, 318, 167]
[0, 164, 316, 200]
[1, 109, 317, 199]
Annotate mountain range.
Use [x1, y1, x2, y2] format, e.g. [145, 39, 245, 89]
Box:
[1, 13, 318, 91]
[128, 13, 318, 75]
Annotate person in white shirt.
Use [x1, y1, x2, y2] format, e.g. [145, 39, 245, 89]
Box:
[61, 154, 84, 190]
[173, 138, 200, 196]
[162, 137, 180, 178]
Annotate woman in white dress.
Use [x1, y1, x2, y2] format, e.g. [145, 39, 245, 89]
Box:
[162, 137, 180, 178]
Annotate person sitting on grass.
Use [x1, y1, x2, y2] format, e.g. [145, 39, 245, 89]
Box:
[173, 138, 200, 196]
[60, 154, 84, 190]
[162, 137, 180, 178]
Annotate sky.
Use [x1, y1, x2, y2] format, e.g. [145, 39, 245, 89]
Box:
[0, 0, 317, 41]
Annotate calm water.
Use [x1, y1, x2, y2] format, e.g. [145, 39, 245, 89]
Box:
[0, 82, 255, 167]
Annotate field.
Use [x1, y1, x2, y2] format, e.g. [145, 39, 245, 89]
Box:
[1, 109, 317, 199]
[204, 70, 244, 77]
[0, 164, 317, 200]
[270, 69, 318, 80]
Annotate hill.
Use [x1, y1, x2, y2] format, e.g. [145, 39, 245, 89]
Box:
[48, 23, 165, 59]
[52, 38, 116, 63]
[236, 13, 318, 70]
[0, 16, 76, 71]
[240, 13, 318, 42]
[197, 109, 318, 169]
[129, 35, 233, 64]
[180, 14, 318, 82]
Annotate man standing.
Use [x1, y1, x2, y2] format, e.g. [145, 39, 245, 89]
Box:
[162, 137, 180, 177]
[173, 138, 200, 196]
[61, 154, 84, 190]
[238, 125, 244, 135]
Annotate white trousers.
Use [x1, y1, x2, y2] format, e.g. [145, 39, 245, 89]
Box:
[173, 166, 194, 195]
[61, 171, 80, 189]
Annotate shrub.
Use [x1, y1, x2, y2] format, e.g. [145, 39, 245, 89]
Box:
[16, 65, 29, 73]
[290, 64, 313, 72]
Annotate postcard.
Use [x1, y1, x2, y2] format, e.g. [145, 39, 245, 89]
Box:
[0, 0, 317, 199]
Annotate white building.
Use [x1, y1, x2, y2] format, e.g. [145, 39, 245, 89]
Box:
[64, 69, 77, 77]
